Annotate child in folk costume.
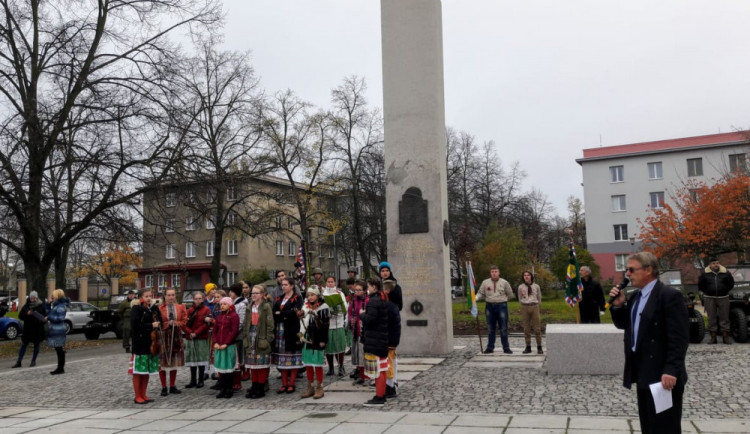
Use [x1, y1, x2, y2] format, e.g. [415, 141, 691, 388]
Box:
[228, 283, 249, 391]
[129, 290, 162, 404]
[348, 279, 369, 384]
[322, 276, 348, 377]
[212, 297, 239, 399]
[272, 277, 304, 393]
[382, 279, 402, 398]
[361, 277, 400, 407]
[206, 289, 226, 384]
[183, 291, 211, 389]
[157, 288, 187, 396]
[243, 285, 275, 399]
[299, 286, 330, 399]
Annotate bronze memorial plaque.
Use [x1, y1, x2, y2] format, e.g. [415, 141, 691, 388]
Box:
[399, 187, 429, 234]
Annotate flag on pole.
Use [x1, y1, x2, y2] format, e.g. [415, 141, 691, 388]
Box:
[295, 240, 307, 290]
[565, 238, 583, 307]
[466, 261, 478, 318]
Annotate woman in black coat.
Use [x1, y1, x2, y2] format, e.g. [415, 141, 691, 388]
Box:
[360, 277, 399, 407]
[12, 292, 47, 368]
[271, 277, 304, 393]
[129, 289, 162, 404]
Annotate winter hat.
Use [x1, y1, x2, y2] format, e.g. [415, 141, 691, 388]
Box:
[347, 267, 358, 274]
[707, 256, 719, 263]
[313, 267, 323, 275]
[306, 285, 321, 296]
[378, 262, 392, 273]
[29, 291, 39, 299]
[219, 297, 233, 306]
[205, 282, 217, 293]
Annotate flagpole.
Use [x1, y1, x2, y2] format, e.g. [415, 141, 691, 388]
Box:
[465, 254, 484, 353]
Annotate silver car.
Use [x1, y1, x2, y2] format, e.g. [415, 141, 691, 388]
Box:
[65, 302, 98, 334]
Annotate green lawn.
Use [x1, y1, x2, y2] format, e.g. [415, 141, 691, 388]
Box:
[453, 294, 613, 334]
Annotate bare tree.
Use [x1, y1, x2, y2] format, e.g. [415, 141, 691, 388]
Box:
[0, 0, 220, 298]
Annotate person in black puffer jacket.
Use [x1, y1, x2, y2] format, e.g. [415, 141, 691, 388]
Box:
[12, 292, 48, 368]
[698, 257, 735, 344]
[361, 277, 399, 407]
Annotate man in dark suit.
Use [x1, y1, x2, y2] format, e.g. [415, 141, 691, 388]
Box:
[609, 252, 689, 434]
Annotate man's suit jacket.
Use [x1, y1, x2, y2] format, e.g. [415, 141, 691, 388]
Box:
[610, 280, 689, 390]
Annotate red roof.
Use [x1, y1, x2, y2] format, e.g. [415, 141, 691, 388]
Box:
[581, 131, 749, 160]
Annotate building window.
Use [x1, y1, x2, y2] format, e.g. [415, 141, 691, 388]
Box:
[318, 226, 326, 235]
[287, 217, 295, 229]
[166, 244, 176, 259]
[186, 242, 196, 258]
[206, 217, 215, 230]
[611, 195, 626, 212]
[145, 275, 154, 289]
[288, 241, 296, 256]
[186, 216, 197, 231]
[613, 224, 628, 241]
[647, 162, 663, 180]
[227, 212, 237, 226]
[687, 158, 703, 177]
[610, 165, 624, 183]
[275, 240, 284, 256]
[275, 216, 282, 228]
[171, 274, 181, 289]
[318, 247, 324, 258]
[650, 192, 665, 209]
[227, 272, 238, 286]
[615, 254, 628, 272]
[158, 274, 167, 290]
[165, 192, 177, 207]
[227, 187, 237, 201]
[729, 153, 747, 174]
[166, 218, 175, 233]
[206, 240, 214, 257]
[227, 239, 238, 256]
[205, 190, 216, 203]
[328, 247, 334, 259]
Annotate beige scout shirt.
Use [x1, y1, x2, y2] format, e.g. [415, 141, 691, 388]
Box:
[476, 278, 514, 303]
[518, 283, 542, 305]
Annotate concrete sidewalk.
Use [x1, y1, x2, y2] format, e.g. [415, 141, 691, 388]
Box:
[1, 407, 750, 434]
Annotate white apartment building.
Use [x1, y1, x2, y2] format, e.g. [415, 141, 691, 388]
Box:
[577, 131, 749, 281]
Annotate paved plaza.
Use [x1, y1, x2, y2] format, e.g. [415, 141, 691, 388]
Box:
[1, 336, 750, 433]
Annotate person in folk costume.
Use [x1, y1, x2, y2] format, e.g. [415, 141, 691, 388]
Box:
[157, 287, 187, 396]
[348, 279, 369, 384]
[228, 283, 249, 391]
[322, 275, 348, 377]
[212, 297, 240, 398]
[272, 277, 304, 393]
[382, 279, 402, 399]
[361, 277, 400, 407]
[129, 289, 162, 404]
[243, 285, 275, 399]
[299, 286, 330, 399]
[183, 291, 212, 389]
[206, 288, 226, 384]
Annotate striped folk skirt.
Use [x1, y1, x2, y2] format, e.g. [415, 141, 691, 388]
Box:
[244, 326, 271, 369]
[364, 353, 390, 378]
[271, 324, 303, 370]
[184, 339, 210, 367]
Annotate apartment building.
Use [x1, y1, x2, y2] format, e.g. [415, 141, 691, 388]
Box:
[577, 131, 749, 281]
[136, 174, 337, 293]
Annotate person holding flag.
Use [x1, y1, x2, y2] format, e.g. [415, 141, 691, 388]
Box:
[476, 265, 514, 354]
[565, 236, 584, 308]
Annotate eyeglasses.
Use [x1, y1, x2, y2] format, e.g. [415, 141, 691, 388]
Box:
[626, 267, 644, 273]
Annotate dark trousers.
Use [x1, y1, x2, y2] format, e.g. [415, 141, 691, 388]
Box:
[17, 341, 41, 362]
[485, 303, 510, 351]
[636, 385, 684, 434]
[579, 304, 601, 324]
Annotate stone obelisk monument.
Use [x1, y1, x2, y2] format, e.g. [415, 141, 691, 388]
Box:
[381, 0, 453, 354]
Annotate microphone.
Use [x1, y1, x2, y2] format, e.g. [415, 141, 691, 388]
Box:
[605, 276, 630, 309]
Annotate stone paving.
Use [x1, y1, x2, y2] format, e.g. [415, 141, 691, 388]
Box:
[1, 336, 749, 420]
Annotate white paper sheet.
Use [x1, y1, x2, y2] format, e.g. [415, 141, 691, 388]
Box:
[649, 382, 673, 414]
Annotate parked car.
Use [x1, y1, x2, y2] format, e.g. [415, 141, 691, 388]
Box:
[725, 265, 750, 343]
[451, 286, 464, 299]
[65, 302, 98, 334]
[0, 309, 22, 340]
[83, 295, 127, 340]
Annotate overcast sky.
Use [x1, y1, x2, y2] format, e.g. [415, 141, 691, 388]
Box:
[218, 0, 750, 216]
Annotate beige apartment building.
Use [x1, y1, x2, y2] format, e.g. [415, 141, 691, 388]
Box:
[136, 174, 338, 293]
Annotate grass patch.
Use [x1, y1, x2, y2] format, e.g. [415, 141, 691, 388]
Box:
[453, 294, 613, 334]
[0, 338, 119, 358]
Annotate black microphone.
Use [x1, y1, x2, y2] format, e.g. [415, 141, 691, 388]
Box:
[605, 276, 630, 309]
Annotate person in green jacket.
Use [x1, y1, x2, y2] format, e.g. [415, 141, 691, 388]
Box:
[119, 290, 137, 353]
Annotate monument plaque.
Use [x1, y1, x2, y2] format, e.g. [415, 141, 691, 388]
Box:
[381, 0, 453, 354]
[399, 187, 429, 234]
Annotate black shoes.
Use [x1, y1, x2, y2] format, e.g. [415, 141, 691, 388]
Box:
[50, 368, 64, 375]
[338, 366, 346, 377]
[385, 385, 398, 399]
[522, 346, 532, 354]
[537, 346, 544, 354]
[160, 387, 168, 396]
[326, 368, 335, 376]
[11, 361, 21, 368]
[483, 349, 494, 354]
[169, 386, 181, 394]
[363, 395, 386, 407]
[503, 349, 513, 354]
[30, 361, 36, 367]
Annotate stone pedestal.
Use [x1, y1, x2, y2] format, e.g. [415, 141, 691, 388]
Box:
[381, 0, 453, 355]
[78, 277, 88, 303]
[111, 277, 120, 296]
[546, 324, 624, 375]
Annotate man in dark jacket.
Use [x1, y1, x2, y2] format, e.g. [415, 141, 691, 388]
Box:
[579, 266, 606, 324]
[609, 252, 689, 434]
[698, 256, 735, 344]
[119, 290, 137, 352]
[12, 291, 47, 368]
